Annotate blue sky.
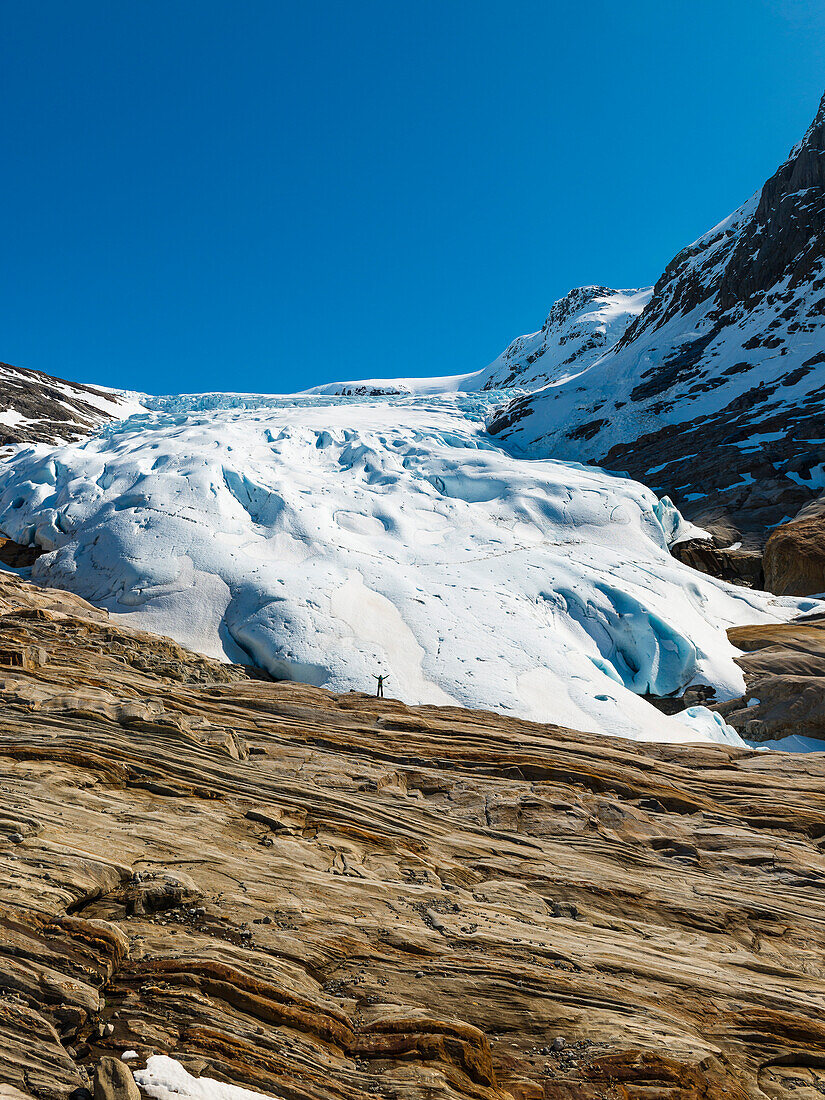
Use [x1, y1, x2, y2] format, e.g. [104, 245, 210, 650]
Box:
[3, 1, 825, 395]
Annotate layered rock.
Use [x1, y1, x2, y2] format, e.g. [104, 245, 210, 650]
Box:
[489, 91, 825, 544]
[715, 615, 825, 744]
[3, 569, 825, 1098]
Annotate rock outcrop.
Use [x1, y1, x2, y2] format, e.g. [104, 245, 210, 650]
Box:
[0, 537, 42, 569]
[489, 90, 825, 544]
[3, 568, 825, 1098]
[716, 614, 825, 744]
[763, 497, 825, 596]
[0, 362, 139, 447]
[670, 538, 764, 588]
[92, 1058, 140, 1100]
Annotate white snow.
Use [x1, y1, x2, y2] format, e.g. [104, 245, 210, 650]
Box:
[0, 391, 817, 746]
[471, 286, 652, 392]
[134, 1055, 274, 1100]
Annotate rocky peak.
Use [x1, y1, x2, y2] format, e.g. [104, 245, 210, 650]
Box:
[489, 89, 825, 544]
[478, 284, 651, 391]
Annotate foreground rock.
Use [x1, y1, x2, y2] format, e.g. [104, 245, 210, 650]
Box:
[2, 570, 825, 1098]
[92, 1058, 140, 1100]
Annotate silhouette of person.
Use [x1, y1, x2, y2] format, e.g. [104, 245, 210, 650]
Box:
[373, 673, 388, 698]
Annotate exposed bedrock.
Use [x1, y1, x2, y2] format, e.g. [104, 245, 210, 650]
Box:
[2, 570, 825, 1097]
[670, 538, 764, 588]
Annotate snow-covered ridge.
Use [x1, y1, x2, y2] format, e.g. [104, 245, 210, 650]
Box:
[473, 285, 652, 391]
[296, 286, 651, 399]
[488, 90, 825, 542]
[0, 391, 815, 746]
[0, 360, 145, 446]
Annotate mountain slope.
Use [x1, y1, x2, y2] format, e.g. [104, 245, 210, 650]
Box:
[0, 361, 143, 446]
[472, 285, 652, 391]
[301, 286, 650, 397]
[489, 91, 825, 544]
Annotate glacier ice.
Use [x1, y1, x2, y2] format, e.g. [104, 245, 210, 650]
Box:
[0, 391, 815, 745]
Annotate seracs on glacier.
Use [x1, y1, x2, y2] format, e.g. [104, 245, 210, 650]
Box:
[0, 390, 815, 746]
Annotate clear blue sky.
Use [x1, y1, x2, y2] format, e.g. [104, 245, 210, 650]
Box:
[3, 1, 824, 395]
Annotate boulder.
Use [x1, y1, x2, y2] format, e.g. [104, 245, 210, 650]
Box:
[763, 499, 825, 596]
[715, 617, 825, 741]
[93, 1060, 140, 1100]
[0, 538, 41, 569]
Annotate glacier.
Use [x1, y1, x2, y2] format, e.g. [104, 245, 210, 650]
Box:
[0, 389, 816, 747]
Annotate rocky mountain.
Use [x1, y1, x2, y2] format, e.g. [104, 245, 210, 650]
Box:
[3, 564, 825, 1099]
[489, 91, 825, 546]
[472, 285, 652, 391]
[0, 361, 142, 447]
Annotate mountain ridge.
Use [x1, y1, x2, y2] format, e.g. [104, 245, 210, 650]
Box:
[0, 361, 143, 447]
[488, 90, 825, 545]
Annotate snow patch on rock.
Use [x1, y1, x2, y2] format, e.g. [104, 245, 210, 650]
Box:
[134, 1055, 274, 1100]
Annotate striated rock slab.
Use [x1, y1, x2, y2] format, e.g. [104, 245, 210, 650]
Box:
[2, 570, 825, 1097]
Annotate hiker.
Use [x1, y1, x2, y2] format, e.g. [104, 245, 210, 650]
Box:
[373, 673, 388, 698]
